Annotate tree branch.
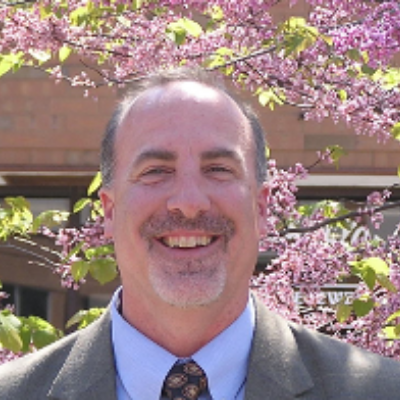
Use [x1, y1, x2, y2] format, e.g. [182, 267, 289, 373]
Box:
[280, 200, 400, 236]
[0, 238, 60, 269]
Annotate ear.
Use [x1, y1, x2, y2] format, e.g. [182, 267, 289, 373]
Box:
[99, 187, 115, 238]
[257, 182, 270, 236]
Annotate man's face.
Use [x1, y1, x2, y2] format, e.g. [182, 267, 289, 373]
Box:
[100, 81, 267, 310]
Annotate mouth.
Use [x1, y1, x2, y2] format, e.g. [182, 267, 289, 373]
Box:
[158, 235, 218, 249]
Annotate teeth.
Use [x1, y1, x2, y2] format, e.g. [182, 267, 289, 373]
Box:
[163, 236, 212, 248]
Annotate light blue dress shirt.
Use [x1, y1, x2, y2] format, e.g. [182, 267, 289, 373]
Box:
[111, 288, 255, 400]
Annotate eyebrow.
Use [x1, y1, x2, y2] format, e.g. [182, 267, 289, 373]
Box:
[131, 147, 241, 169]
[201, 148, 242, 163]
[132, 149, 177, 168]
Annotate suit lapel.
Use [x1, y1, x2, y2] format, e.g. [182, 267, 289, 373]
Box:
[48, 309, 117, 400]
[46, 296, 314, 400]
[245, 296, 314, 400]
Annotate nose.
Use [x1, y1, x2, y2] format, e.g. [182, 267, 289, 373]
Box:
[167, 174, 211, 219]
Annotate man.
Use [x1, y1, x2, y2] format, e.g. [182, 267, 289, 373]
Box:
[0, 67, 399, 400]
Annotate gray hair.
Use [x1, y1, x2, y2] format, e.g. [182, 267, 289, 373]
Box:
[100, 67, 267, 187]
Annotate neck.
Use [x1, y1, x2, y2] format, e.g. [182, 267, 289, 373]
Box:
[121, 290, 248, 357]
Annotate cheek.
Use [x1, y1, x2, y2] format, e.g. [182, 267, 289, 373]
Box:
[114, 187, 164, 230]
[216, 185, 260, 224]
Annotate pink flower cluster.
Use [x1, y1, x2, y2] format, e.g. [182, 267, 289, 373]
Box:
[41, 216, 111, 289]
[253, 159, 400, 357]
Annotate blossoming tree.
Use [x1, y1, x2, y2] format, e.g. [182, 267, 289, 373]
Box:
[0, 0, 400, 361]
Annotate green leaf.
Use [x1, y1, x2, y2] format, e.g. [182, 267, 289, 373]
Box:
[350, 261, 376, 291]
[59, 46, 72, 63]
[166, 18, 203, 46]
[258, 89, 273, 107]
[347, 49, 362, 62]
[361, 268, 376, 290]
[69, 2, 94, 26]
[361, 64, 376, 76]
[73, 198, 92, 213]
[66, 308, 105, 330]
[22, 316, 60, 349]
[320, 34, 333, 46]
[386, 309, 400, 324]
[0, 311, 22, 352]
[376, 274, 397, 293]
[373, 67, 400, 89]
[336, 299, 352, 323]
[32, 329, 59, 349]
[71, 260, 90, 282]
[19, 325, 32, 353]
[337, 89, 347, 102]
[394, 324, 400, 337]
[0, 52, 24, 77]
[166, 25, 187, 46]
[63, 242, 84, 264]
[364, 257, 389, 276]
[382, 326, 400, 339]
[207, 5, 224, 21]
[351, 257, 390, 291]
[204, 47, 234, 69]
[280, 17, 319, 57]
[326, 145, 346, 168]
[353, 298, 374, 317]
[87, 171, 102, 196]
[0, 58, 13, 77]
[1, 196, 33, 237]
[391, 122, 400, 141]
[5, 196, 30, 210]
[265, 145, 270, 159]
[180, 18, 203, 37]
[89, 258, 118, 285]
[39, 4, 53, 19]
[70, 7, 87, 26]
[85, 244, 114, 260]
[257, 88, 285, 110]
[383, 324, 400, 340]
[32, 210, 69, 232]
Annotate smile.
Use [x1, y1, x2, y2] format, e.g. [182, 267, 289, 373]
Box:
[160, 235, 215, 249]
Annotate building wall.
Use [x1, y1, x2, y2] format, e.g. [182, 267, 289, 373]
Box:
[0, 64, 116, 176]
[1, 63, 399, 178]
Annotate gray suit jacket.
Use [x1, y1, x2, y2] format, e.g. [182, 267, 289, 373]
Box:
[0, 296, 399, 399]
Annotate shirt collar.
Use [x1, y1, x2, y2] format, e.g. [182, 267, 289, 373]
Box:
[111, 287, 255, 399]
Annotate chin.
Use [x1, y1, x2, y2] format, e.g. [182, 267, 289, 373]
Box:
[149, 263, 227, 309]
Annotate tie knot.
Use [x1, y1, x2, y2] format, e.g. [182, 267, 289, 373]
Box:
[162, 360, 208, 400]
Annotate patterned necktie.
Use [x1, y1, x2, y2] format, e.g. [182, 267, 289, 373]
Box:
[162, 360, 208, 400]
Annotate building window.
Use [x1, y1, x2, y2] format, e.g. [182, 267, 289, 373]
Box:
[2, 284, 48, 320]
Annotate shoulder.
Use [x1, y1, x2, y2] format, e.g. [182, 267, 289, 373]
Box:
[252, 296, 400, 398]
[289, 320, 400, 394]
[289, 319, 399, 371]
[0, 328, 79, 398]
[0, 310, 112, 400]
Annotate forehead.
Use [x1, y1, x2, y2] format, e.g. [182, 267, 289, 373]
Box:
[121, 80, 247, 126]
[115, 81, 253, 156]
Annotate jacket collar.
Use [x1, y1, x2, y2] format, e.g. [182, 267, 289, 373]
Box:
[48, 309, 116, 400]
[46, 295, 314, 400]
[245, 296, 314, 400]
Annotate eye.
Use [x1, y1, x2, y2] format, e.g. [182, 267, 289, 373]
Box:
[137, 167, 174, 184]
[204, 165, 235, 180]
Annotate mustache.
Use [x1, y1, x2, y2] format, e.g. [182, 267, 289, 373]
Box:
[139, 212, 235, 239]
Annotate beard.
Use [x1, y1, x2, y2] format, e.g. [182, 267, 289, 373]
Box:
[140, 211, 235, 308]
